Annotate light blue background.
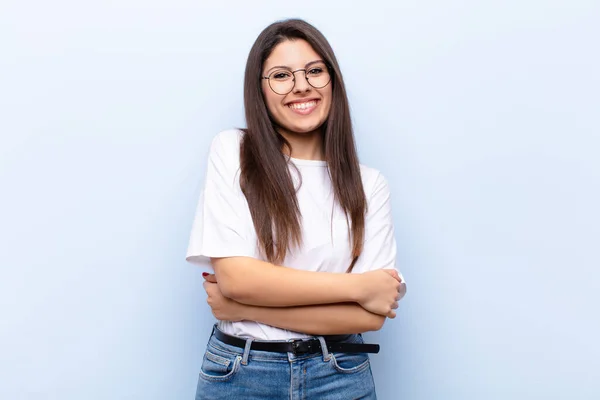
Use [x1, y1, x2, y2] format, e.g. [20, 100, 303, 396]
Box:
[1, 1, 598, 399]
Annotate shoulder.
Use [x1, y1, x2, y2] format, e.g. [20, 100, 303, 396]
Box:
[209, 128, 245, 159]
[359, 163, 390, 200]
[206, 129, 246, 170]
[205, 129, 245, 187]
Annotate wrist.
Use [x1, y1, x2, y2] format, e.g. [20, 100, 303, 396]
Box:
[241, 303, 260, 322]
[344, 273, 365, 303]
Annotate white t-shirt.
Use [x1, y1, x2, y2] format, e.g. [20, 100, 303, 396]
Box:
[186, 129, 405, 340]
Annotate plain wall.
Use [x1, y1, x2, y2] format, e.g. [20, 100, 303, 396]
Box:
[1, 1, 598, 399]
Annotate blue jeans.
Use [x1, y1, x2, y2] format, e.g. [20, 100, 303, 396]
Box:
[195, 327, 377, 399]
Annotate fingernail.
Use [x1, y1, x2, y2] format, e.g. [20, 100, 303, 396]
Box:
[202, 272, 209, 276]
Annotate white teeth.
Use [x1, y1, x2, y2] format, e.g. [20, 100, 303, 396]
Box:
[288, 100, 317, 110]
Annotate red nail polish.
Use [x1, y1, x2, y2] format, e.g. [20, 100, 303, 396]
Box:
[202, 272, 209, 276]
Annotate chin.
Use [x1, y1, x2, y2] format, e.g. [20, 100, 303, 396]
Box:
[284, 120, 326, 135]
[285, 126, 320, 135]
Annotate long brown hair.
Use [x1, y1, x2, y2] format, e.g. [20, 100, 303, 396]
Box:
[240, 18, 366, 271]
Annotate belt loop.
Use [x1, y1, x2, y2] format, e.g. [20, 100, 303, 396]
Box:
[316, 336, 331, 361]
[241, 338, 253, 365]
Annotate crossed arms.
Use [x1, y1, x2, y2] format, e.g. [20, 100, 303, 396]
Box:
[201, 256, 406, 335]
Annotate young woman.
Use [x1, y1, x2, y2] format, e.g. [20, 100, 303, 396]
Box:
[186, 18, 406, 399]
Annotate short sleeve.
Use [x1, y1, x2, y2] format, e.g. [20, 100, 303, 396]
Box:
[185, 131, 256, 269]
[352, 172, 407, 287]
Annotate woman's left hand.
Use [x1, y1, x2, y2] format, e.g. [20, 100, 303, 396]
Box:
[202, 273, 247, 322]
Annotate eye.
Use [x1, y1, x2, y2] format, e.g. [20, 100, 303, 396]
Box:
[271, 71, 292, 80]
[307, 67, 324, 76]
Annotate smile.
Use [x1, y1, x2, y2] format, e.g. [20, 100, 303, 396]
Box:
[287, 100, 320, 115]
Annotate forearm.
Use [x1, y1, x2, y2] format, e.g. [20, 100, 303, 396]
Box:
[241, 302, 386, 335]
[212, 257, 363, 307]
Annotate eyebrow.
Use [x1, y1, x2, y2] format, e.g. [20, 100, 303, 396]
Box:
[264, 60, 325, 74]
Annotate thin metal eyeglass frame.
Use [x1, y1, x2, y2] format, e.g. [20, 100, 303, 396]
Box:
[261, 65, 332, 95]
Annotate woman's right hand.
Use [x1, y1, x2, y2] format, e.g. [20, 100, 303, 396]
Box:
[357, 269, 405, 318]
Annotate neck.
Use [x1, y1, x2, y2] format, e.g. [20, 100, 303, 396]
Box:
[278, 127, 325, 161]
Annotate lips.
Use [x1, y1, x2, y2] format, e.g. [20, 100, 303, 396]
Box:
[286, 99, 320, 115]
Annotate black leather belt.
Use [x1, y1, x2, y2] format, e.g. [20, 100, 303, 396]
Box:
[213, 327, 380, 355]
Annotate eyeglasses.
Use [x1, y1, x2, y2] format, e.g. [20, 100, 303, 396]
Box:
[261, 62, 331, 95]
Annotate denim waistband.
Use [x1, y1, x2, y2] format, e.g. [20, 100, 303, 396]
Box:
[207, 324, 362, 364]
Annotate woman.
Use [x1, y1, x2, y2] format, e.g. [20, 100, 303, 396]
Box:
[186, 18, 406, 399]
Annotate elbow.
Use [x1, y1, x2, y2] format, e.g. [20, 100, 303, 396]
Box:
[217, 278, 240, 300]
[211, 257, 254, 302]
[216, 274, 249, 301]
[211, 258, 240, 300]
[367, 315, 386, 332]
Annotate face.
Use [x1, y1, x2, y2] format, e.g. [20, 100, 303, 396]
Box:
[261, 39, 332, 136]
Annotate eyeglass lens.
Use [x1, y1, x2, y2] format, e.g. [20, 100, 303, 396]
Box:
[267, 63, 331, 95]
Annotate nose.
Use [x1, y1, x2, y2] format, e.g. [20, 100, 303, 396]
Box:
[292, 69, 311, 93]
